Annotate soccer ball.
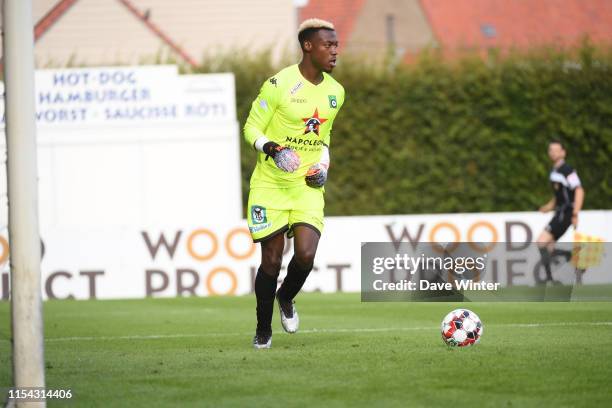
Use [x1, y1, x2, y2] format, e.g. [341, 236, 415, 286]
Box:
[441, 309, 483, 347]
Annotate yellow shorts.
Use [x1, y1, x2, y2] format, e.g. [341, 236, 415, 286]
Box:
[247, 186, 324, 242]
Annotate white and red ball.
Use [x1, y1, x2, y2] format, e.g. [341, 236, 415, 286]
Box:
[441, 309, 483, 347]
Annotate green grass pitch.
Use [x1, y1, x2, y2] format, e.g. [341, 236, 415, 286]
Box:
[1, 293, 611, 407]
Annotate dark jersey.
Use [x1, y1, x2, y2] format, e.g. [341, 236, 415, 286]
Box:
[549, 162, 581, 211]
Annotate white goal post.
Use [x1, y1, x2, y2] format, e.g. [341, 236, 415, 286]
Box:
[2, 0, 46, 406]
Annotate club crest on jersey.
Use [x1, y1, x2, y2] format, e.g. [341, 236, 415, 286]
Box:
[302, 108, 328, 135]
[251, 205, 267, 224]
[328, 95, 338, 109]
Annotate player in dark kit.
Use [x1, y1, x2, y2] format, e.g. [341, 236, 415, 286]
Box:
[536, 140, 585, 284]
[243, 19, 344, 348]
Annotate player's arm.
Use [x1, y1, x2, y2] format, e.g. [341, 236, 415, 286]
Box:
[306, 88, 343, 187]
[568, 169, 584, 226]
[539, 197, 556, 213]
[244, 78, 299, 172]
[573, 187, 584, 213]
[305, 145, 330, 188]
[244, 78, 278, 148]
[572, 187, 584, 226]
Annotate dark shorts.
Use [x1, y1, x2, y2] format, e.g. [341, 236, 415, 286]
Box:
[545, 210, 573, 241]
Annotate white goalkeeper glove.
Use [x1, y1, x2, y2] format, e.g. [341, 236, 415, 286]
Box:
[305, 163, 328, 188]
[262, 141, 300, 173]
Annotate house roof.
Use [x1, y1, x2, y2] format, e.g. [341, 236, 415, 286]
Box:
[298, 0, 367, 49]
[35, 0, 80, 41]
[117, 0, 197, 66]
[420, 0, 612, 51]
[31, 0, 197, 66]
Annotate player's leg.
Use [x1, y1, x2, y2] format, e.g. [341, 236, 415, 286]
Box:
[537, 210, 572, 283]
[277, 224, 320, 302]
[276, 225, 320, 333]
[550, 211, 574, 261]
[247, 187, 290, 348]
[536, 229, 555, 282]
[275, 187, 324, 333]
[253, 232, 285, 348]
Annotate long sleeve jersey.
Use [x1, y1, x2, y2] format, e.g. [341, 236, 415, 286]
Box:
[244, 64, 345, 188]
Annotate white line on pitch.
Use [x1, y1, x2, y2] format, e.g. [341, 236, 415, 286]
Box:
[39, 321, 612, 342]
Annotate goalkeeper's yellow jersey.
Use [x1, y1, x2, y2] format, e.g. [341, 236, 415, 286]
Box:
[244, 64, 345, 188]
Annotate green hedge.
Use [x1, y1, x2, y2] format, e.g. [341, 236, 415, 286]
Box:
[195, 43, 612, 215]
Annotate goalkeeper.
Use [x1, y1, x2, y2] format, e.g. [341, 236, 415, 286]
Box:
[244, 18, 345, 349]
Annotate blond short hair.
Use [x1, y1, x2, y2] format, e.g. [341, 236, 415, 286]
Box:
[298, 18, 335, 34]
[298, 18, 335, 50]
